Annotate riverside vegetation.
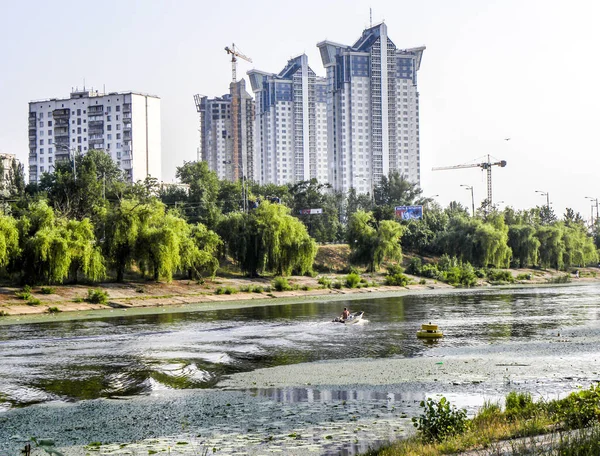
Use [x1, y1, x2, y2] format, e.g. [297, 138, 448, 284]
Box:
[0, 150, 596, 289]
[368, 384, 600, 455]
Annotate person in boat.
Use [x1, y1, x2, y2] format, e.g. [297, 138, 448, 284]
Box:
[341, 307, 350, 320]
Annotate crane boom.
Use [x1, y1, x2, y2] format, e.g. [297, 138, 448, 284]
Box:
[225, 44, 252, 84]
[432, 155, 507, 210]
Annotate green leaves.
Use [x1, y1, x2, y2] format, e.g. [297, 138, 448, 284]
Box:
[412, 396, 468, 443]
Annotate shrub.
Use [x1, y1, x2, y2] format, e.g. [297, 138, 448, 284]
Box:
[272, 277, 292, 292]
[86, 289, 109, 304]
[238, 285, 251, 292]
[547, 274, 571, 284]
[15, 291, 31, 300]
[27, 298, 42, 306]
[332, 281, 343, 289]
[555, 384, 600, 429]
[386, 264, 404, 276]
[412, 397, 468, 443]
[301, 285, 311, 291]
[421, 264, 442, 280]
[474, 268, 487, 278]
[46, 306, 61, 314]
[251, 286, 264, 293]
[40, 287, 55, 295]
[487, 269, 515, 283]
[516, 273, 532, 280]
[318, 277, 332, 289]
[215, 286, 237, 295]
[23, 285, 32, 293]
[385, 272, 410, 286]
[345, 273, 361, 289]
[0, 310, 8, 317]
[419, 278, 426, 285]
[406, 257, 422, 275]
[505, 391, 536, 420]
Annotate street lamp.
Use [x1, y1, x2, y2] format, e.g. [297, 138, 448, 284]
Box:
[585, 196, 599, 225]
[535, 190, 550, 210]
[460, 185, 475, 217]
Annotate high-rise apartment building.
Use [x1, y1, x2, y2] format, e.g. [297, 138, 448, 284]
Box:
[196, 80, 255, 181]
[318, 23, 425, 194]
[248, 54, 328, 185]
[28, 90, 161, 184]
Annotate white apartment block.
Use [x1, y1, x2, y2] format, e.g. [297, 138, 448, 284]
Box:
[248, 54, 328, 185]
[196, 80, 254, 181]
[317, 23, 425, 194]
[0, 154, 19, 184]
[28, 90, 161, 183]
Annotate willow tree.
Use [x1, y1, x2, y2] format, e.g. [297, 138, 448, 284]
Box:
[562, 224, 598, 268]
[180, 223, 222, 278]
[536, 225, 565, 270]
[347, 210, 404, 272]
[218, 202, 316, 277]
[65, 218, 105, 283]
[0, 215, 20, 274]
[474, 214, 512, 268]
[508, 225, 540, 268]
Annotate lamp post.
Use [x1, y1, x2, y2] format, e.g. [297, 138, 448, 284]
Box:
[461, 184, 474, 217]
[535, 190, 550, 210]
[585, 196, 599, 225]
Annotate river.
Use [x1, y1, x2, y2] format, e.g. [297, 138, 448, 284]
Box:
[1, 284, 600, 454]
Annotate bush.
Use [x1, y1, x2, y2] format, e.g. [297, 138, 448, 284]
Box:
[46, 306, 61, 314]
[386, 264, 404, 276]
[412, 397, 468, 443]
[86, 289, 109, 304]
[406, 257, 422, 275]
[23, 285, 32, 294]
[317, 276, 332, 289]
[547, 274, 571, 284]
[345, 273, 361, 289]
[555, 384, 600, 429]
[419, 278, 426, 285]
[505, 391, 536, 420]
[15, 291, 31, 300]
[443, 263, 477, 287]
[487, 269, 515, 283]
[0, 310, 8, 317]
[272, 277, 292, 292]
[40, 287, 55, 295]
[251, 286, 264, 293]
[332, 281, 343, 289]
[215, 286, 237, 295]
[421, 264, 442, 280]
[27, 298, 42, 306]
[385, 272, 410, 286]
[516, 273, 532, 280]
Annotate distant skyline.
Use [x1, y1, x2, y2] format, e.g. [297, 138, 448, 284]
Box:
[1, 0, 599, 220]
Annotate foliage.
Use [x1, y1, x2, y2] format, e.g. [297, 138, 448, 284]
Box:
[405, 257, 422, 275]
[317, 276, 332, 288]
[86, 289, 108, 304]
[504, 391, 536, 420]
[40, 287, 55, 294]
[508, 224, 540, 268]
[486, 269, 515, 283]
[345, 272, 361, 288]
[412, 396, 468, 443]
[516, 273, 532, 280]
[272, 276, 292, 292]
[385, 271, 410, 286]
[215, 286, 237, 295]
[555, 384, 600, 429]
[27, 298, 41, 306]
[347, 211, 404, 272]
[46, 306, 61, 314]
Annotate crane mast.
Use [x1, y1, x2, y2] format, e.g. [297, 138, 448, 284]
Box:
[432, 155, 507, 210]
[224, 44, 252, 181]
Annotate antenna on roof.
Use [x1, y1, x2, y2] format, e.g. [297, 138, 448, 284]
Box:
[370, 8, 372, 27]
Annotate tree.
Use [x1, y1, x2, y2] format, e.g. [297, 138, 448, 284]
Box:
[536, 225, 565, 270]
[508, 225, 540, 268]
[180, 223, 222, 278]
[175, 161, 221, 229]
[218, 202, 316, 277]
[374, 171, 423, 207]
[347, 210, 404, 272]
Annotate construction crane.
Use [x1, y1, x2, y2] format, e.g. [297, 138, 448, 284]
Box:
[432, 155, 507, 210]
[224, 44, 252, 181]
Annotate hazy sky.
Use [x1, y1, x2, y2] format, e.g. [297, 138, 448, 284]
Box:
[1, 0, 599, 219]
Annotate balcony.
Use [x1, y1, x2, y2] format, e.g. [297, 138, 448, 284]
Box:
[54, 127, 68, 135]
[87, 106, 104, 115]
[54, 118, 69, 127]
[29, 112, 37, 120]
[29, 119, 37, 128]
[53, 109, 70, 118]
[123, 124, 131, 132]
[88, 120, 104, 128]
[89, 139, 105, 149]
[122, 104, 131, 113]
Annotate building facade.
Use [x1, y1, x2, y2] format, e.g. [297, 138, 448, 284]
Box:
[248, 54, 328, 185]
[317, 23, 425, 194]
[28, 90, 161, 183]
[196, 80, 254, 181]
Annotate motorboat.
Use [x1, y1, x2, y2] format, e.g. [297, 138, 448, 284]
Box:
[416, 322, 443, 338]
[333, 311, 364, 324]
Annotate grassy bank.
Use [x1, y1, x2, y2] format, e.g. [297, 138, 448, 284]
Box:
[366, 384, 600, 455]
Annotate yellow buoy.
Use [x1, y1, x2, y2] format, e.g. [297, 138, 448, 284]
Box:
[417, 322, 444, 338]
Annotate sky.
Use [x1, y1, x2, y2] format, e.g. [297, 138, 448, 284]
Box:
[1, 0, 599, 220]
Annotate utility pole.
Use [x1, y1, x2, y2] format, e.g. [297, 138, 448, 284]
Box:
[535, 190, 550, 211]
[585, 197, 599, 225]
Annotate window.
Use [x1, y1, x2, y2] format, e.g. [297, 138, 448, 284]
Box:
[116, 115, 119, 121]
[48, 139, 52, 144]
[72, 120, 75, 125]
[107, 115, 111, 122]
[107, 125, 112, 131]
[107, 106, 112, 113]
[48, 148, 52, 154]
[40, 148, 44, 154]
[116, 105, 120, 112]
[39, 121, 43, 128]
[116, 124, 121, 130]
[48, 130, 52, 136]
[77, 127, 81, 134]
[40, 157, 44, 164]
[107, 134, 112, 140]
[39, 139, 44, 145]
[77, 109, 81, 116]
[48, 121, 52, 127]
[116, 133, 121, 140]
[39, 113, 44, 119]
[39, 130, 44, 136]
[77, 137, 82, 143]
[48, 157, 53, 163]
[77, 118, 81, 125]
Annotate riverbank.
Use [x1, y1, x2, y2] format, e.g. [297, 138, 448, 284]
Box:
[0, 266, 598, 320]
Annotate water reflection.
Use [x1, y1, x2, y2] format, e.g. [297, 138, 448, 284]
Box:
[0, 285, 599, 408]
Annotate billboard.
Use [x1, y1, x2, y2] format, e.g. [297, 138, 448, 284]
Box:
[299, 208, 323, 215]
[395, 205, 423, 220]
